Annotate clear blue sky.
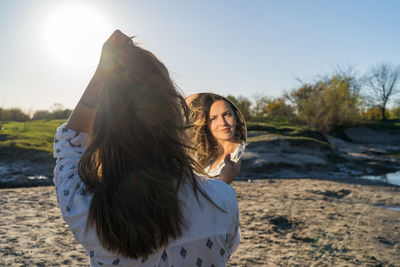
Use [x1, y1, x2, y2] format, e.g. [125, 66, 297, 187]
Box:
[1, 0, 399, 112]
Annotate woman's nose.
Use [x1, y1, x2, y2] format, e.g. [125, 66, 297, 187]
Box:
[217, 116, 227, 126]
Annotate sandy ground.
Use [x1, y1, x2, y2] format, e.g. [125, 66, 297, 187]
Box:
[1, 179, 399, 266]
[230, 179, 400, 267]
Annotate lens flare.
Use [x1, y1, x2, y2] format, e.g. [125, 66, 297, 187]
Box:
[41, 3, 112, 70]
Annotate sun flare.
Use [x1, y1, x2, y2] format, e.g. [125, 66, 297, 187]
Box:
[41, 4, 111, 70]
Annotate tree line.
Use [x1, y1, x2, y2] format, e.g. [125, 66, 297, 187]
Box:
[1, 63, 399, 133]
[227, 63, 400, 132]
[0, 103, 72, 122]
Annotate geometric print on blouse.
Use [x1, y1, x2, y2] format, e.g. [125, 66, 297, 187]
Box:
[204, 141, 246, 178]
[54, 123, 240, 267]
[86, 235, 234, 266]
[154, 235, 234, 267]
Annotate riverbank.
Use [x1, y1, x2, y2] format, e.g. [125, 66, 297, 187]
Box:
[1, 123, 400, 188]
[241, 125, 400, 184]
[1, 179, 399, 266]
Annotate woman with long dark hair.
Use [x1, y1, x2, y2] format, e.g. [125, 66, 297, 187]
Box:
[53, 30, 239, 266]
[186, 93, 246, 183]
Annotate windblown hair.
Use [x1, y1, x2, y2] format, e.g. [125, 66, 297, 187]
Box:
[78, 42, 216, 259]
[187, 93, 246, 171]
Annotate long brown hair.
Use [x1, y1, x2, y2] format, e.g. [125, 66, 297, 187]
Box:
[188, 93, 246, 170]
[78, 43, 217, 259]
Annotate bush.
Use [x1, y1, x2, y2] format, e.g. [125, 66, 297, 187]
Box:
[390, 106, 400, 119]
[32, 108, 72, 120]
[32, 110, 52, 120]
[0, 108, 29, 122]
[264, 98, 295, 122]
[286, 75, 362, 132]
[362, 106, 384, 120]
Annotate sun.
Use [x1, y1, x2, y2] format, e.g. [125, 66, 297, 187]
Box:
[41, 3, 112, 70]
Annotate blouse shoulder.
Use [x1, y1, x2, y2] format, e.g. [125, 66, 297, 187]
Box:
[54, 123, 90, 156]
[195, 177, 238, 221]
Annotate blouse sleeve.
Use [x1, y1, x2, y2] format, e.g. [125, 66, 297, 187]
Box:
[53, 123, 92, 243]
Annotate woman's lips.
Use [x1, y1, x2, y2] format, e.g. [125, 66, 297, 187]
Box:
[220, 128, 229, 133]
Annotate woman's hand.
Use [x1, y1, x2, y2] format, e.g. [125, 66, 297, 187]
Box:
[218, 154, 242, 184]
[97, 30, 133, 74]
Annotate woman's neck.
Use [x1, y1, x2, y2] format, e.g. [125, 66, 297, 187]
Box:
[217, 139, 240, 157]
[209, 140, 239, 170]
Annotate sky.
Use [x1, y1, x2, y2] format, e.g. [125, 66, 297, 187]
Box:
[0, 0, 399, 113]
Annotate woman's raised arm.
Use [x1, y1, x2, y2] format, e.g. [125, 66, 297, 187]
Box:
[66, 30, 132, 133]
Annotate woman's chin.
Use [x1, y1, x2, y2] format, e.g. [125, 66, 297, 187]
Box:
[216, 133, 236, 143]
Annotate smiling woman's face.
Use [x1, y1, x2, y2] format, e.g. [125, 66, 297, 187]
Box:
[207, 100, 237, 143]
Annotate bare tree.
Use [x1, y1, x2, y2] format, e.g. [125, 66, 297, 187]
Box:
[365, 63, 400, 120]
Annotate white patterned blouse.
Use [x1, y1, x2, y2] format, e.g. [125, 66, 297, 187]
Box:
[204, 142, 246, 177]
[53, 123, 240, 267]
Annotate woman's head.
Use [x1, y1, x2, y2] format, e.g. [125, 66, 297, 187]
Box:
[79, 40, 208, 259]
[95, 43, 187, 149]
[187, 93, 246, 170]
[208, 99, 237, 143]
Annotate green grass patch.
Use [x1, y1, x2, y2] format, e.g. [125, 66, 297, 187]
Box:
[248, 133, 329, 145]
[246, 121, 313, 135]
[246, 121, 305, 130]
[246, 121, 328, 143]
[0, 119, 66, 155]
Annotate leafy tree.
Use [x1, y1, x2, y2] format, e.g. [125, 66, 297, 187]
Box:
[226, 95, 252, 120]
[32, 109, 72, 120]
[264, 98, 295, 121]
[252, 94, 269, 118]
[0, 107, 5, 122]
[390, 106, 400, 119]
[285, 83, 323, 117]
[285, 75, 362, 132]
[32, 110, 52, 120]
[52, 109, 72, 119]
[32, 103, 72, 120]
[388, 99, 400, 119]
[362, 106, 383, 120]
[0, 108, 29, 121]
